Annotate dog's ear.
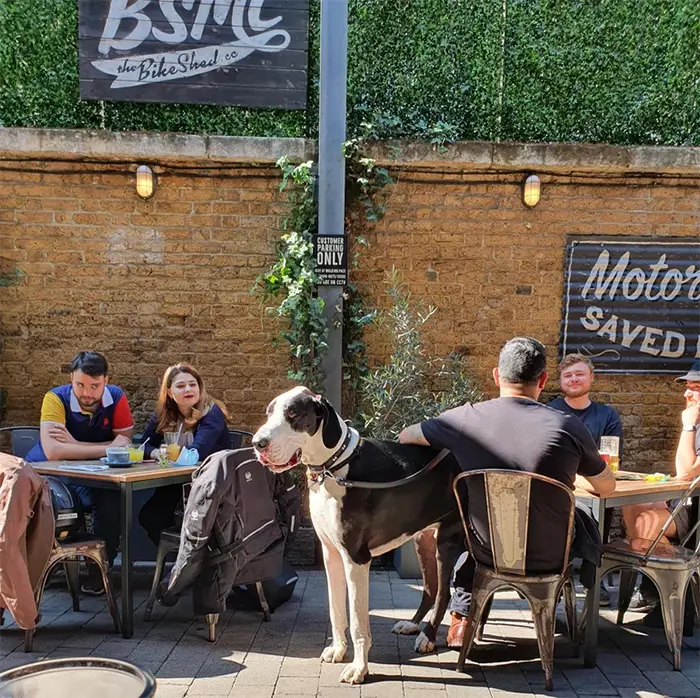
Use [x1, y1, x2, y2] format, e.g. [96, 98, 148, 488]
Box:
[315, 396, 343, 449]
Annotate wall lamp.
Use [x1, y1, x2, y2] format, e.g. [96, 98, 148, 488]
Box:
[522, 174, 541, 208]
[135, 164, 156, 200]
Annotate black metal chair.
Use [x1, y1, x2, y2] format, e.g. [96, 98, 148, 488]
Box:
[601, 475, 700, 670]
[0, 426, 40, 459]
[452, 470, 578, 692]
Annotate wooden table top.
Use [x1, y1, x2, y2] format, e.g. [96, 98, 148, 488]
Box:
[31, 460, 198, 483]
[575, 477, 693, 500]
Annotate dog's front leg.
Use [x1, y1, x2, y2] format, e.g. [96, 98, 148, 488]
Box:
[339, 557, 372, 685]
[320, 541, 348, 664]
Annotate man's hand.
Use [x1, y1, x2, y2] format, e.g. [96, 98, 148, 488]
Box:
[47, 424, 77, 444]
[111, 434, 132, 447]
[398, 423, 430, 446]
[681, 403, 700, 429]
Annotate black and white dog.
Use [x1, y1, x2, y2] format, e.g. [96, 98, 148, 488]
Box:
[253, 386, 463, 684]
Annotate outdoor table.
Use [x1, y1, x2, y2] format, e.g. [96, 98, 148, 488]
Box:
[32, 461, 197, 639]
[575, 477, 699, 668]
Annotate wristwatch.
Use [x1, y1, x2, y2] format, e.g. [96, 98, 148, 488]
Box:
[682, 424, 697, 432]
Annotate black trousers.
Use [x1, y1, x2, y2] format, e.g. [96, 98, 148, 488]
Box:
[138, 485, 183, 546]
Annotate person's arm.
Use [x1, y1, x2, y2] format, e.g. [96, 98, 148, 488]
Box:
[111, 393, 134, 441]
[38, 393, 129, 460]
[141, 414, 162, 459]
[675, 402, 700, 481]
[574, 469, 616, 495]
[398, 423, 430, 446]
[190, 405, 228, 461]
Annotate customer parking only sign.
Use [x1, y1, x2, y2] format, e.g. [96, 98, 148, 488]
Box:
[561, 237, 700, 374]
[314, 235, 348, 286]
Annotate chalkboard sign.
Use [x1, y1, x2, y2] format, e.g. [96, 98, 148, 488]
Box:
[560, 237, 700, 374]
[78, 0, 309, 108]
[314, 235, 348, 286]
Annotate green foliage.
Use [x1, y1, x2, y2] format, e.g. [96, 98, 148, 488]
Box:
[356, 269, 486, 440]
[255, 157, 326, 391]
[256, 132, 393, 394]
[1, 1, 698, 145]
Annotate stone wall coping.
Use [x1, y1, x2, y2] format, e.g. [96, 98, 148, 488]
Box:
[1, 127, 699, 175]
[0, 127, 314, 166]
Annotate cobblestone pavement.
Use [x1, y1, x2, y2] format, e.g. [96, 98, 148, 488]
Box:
[0, 570, 697, 697]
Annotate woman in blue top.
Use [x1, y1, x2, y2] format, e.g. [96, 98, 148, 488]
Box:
[138, 362, 232, 545]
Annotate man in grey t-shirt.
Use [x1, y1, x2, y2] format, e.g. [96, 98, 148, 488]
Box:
[399, 337, 616, 649]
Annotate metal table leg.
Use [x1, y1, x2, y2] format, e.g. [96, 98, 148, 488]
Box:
[583, 497, 606, 667]
[120, 481, 134, 639]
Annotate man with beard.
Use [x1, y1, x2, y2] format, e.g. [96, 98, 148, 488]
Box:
[548, 353, 622, 606]
[25, 351, 133, 593]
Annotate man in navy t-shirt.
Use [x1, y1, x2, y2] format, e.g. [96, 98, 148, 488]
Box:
[548, 353, 622, 605]
[548, 354, 622, 450]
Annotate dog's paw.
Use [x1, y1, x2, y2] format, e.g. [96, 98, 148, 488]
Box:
[414, 631, 436, 654]
[321, 644, 347, 663]
[391, 620, 420, 635]
[339, 662, 368, 684]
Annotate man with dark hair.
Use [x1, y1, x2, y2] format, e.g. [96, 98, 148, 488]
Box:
[549, 353, 623, 606]
[25, 351, 133, 593]
[399, 337, 615, 648]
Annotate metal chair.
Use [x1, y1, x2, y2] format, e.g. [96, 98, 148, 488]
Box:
[228, 429, 253, 449]
[0, 427, 40, 459]
[452, 470, 578, 691]
[0, 536, 120, 652]
[601, 475, 700, 670]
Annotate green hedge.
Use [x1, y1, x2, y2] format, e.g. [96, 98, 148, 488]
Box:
[1, 0, 697, 145]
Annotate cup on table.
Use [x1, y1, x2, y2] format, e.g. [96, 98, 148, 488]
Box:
[599, 435, 620, 473]
[163, 432, 182, 462]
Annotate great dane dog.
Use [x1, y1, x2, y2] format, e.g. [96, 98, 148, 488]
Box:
[253, 386, 464, 684]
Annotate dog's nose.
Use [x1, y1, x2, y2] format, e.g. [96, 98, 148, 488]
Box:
[253, 435, 269, 450]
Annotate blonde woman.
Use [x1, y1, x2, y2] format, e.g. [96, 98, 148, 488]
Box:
[139, 363, 232, 545]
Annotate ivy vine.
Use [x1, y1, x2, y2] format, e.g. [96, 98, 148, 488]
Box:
[255, 128, 393, 402]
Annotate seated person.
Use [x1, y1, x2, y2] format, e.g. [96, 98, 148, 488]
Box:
[620, 361, 700, 627]
[24, 351, 133, 593]
[549, 353, 623, 606]
[399, 337, 614, 648]
[138, 363, 232, 546]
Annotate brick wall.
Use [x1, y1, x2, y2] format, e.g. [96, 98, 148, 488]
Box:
[1, 130, 698, 474]
[0, 156, 295, 435]
[354, 166, 700, 473]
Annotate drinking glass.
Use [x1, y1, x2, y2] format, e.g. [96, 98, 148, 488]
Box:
[600, 436, 620, 473]
[163, 432, 181, 461]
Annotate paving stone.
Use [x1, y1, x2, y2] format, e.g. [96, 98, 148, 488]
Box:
[602, 673, 656, 689]
[273, 676, 319, 694]
[644, 670, 700, 697]
[228, 687, 274, 698]
[561, 668, 617, 695]
[359, 681, 404, 698]
[153, 685, 188, 698]
[444, 684, 492, 698]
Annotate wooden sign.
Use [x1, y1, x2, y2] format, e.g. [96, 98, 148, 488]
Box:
[78, 0, 309, 109]
[560, 237, 700, 374]
[314, 235, 348, 286]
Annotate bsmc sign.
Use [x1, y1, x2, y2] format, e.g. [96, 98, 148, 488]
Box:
[79, 0, 309, 108]
[560, 238, 700, 374]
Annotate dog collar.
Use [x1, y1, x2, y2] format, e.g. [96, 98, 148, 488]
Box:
[307, 429, 354, 477]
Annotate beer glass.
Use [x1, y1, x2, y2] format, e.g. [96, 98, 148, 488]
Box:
[600, 436, 620, 473]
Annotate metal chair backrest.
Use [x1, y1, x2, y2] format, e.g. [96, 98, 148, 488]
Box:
[642, 474, 700, 560]
[228, 429, 253, 450]
[453, 469, 576, 576]
[0, 426, 40, 459]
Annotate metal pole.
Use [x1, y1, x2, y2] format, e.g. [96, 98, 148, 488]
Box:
[317, 0, 348, 412]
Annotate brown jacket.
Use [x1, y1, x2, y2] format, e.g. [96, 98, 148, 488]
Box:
[0, 453, 54, 629]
